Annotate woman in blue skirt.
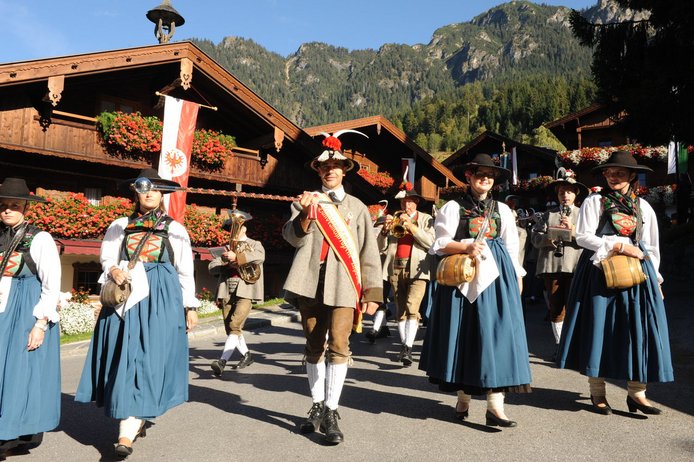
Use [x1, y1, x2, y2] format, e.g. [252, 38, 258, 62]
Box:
[0, 178, 61, 453]
[76, 169, 199, 458]
[420, 154, 531, 428]
[556, 151, 673, 415]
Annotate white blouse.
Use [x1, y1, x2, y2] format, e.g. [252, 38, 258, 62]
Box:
[31, 231, 62, 322]
[430, 199, 526, 278]
[100, 217, 200, 308]
[576, 194, 662, 283]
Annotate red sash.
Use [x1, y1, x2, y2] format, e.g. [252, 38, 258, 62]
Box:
[313, 193, 364, 332]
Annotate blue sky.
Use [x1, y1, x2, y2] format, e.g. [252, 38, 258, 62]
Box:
[1, 0, 596, 63]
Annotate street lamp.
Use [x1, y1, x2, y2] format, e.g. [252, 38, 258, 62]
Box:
[146, 1, 185, 44]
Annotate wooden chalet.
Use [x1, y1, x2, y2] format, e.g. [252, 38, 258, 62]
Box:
[306, 115, 463, 207]
[544, 103, 630, 150]
[0, 41, 381, 297]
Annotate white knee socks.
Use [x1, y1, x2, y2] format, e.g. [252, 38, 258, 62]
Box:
[551, 321, 563, 344]
[237, 335, 249, 355]
[456, 391, 471, 411]
[307, 361, 326, 403]
[119, 416, 143, 441]
[372, 310, 386, 331]
[398, 320, 406, 343]
[405, 319, 418, 347]
[221, 334, 240, 361]
[325, 362, 348, 411]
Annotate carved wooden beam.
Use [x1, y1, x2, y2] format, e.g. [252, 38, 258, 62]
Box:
[47, 75, 64, 106]
[180, 57, 193, 90]
[273, 126, 284, 152]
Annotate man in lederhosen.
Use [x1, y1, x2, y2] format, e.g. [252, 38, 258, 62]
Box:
[282, 132, 382, 445]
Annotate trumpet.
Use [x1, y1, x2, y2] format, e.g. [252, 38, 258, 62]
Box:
[227, 209, 262, 284]
[388, 211, 410, 238]
[131, 177, 185, 194]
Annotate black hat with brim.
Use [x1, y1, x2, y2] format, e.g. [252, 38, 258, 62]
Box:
[394, 188, 425, 201]
[122, 168, 181, 194]
[458, 153, 511, 184]
[0, 178, 47, 203]
[591, 150, 653, 173]
[546, 178, 589, 198]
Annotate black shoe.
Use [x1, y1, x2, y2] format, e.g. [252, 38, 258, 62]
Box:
[401, 346, 413, 367]
[114, 421, 147, 459]
[320, 408, 344, 444]
[455, 409, 469, 422]
[211, 359, 227, 377]
[365, 329, 377, 344]
[376, 325, 390, 338]
[114, 444, 133, 459]
[590, 395, 612, 415]
[300, 401, 325, 434]
[15, 433, 43, 451]
[485, 410, 517, 428]
[626, 396, 662, 415]
[232, 352, 254, 369]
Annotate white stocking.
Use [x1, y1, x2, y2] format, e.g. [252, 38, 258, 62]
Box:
[551, 321, 563, 344]
[119, 416, 143, 441]
[306, 361, 326, 403]
[372, 309, 386, 331]
[221, 334, 239, 361]
[237, 335, 249, 355]
[325, 362, 348, 410]
[405, 319, 418, 347]
[398, 320, 406, 344]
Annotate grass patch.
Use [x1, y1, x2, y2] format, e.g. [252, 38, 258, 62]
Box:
[254, 297, 286, 308]
[60, 331, 93, 345]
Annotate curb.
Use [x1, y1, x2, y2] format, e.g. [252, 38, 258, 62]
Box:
[60, 305, 300, 358]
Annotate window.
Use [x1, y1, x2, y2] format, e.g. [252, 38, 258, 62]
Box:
[72, 262, 102, 295]
[528, 173, 538, 179]
[598, 140, 612, 147]
[638, 173, 647, 187]
[98, 96, 139, 114]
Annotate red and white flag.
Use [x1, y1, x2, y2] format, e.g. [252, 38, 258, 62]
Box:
[157, 96, 199, 224]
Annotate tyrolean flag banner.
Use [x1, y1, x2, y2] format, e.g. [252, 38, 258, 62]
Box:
[157, 95, 200, 223]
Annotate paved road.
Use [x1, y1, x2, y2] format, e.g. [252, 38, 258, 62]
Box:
[8, 283, 694, 462]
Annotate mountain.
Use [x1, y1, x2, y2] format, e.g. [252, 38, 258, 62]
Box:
[190, 1, 639, 152]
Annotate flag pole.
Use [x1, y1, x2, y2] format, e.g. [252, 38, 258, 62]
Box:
[155, 92, 218, 111]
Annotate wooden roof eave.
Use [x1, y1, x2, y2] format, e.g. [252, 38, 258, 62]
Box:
[0, 42, 304, 144]
[543, 103, 604, 129]
[305, 115, 463, 187]
[444, 131, 557, 166]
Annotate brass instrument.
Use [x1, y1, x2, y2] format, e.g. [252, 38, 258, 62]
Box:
[389, 211, 410, 238]
[227, 209, 262, 284]
[552, 204, 572, 258]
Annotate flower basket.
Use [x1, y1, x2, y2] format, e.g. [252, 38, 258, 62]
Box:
[357, 169, 395, 193]
[96, 111, 236, 171]
[557, 144, 673, 168]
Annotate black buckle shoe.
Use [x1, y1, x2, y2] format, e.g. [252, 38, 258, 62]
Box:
[211, 359, 227, 377]
[320, 408, 344, 444]
[401, 346, 413, 367]
[232, 352, 254, 369]
[300, 401, 325, 434]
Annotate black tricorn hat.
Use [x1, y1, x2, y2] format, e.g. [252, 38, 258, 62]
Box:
[591, 150, 653, 173]
[0, 178, 47, 203]
[123, 168, 181, 194]
[457, 153, 511, 184]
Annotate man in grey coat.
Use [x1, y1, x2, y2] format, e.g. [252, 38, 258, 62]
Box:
[209, 218, 265, 375]
[377, 187, 435, 366]
[283, 134, 382, 445]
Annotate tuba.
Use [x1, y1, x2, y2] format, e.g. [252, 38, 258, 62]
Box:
[228, 210, 262, 284]
[389, 211, 410, 238]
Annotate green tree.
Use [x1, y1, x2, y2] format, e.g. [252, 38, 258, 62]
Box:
[570, 1, 694, 144]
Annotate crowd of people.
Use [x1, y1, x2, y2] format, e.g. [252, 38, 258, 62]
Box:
[0, 144, 674, 457]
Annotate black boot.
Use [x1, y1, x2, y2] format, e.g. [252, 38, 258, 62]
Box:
[232, 352, 254, 369]
[300, 401, 325, 434]
[320, 408, 344, 444]
[365, 329, 377, 344]
[210, 358, 227, 377]
[401, 346, 413, 367]
[376, 325, 390, 338]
